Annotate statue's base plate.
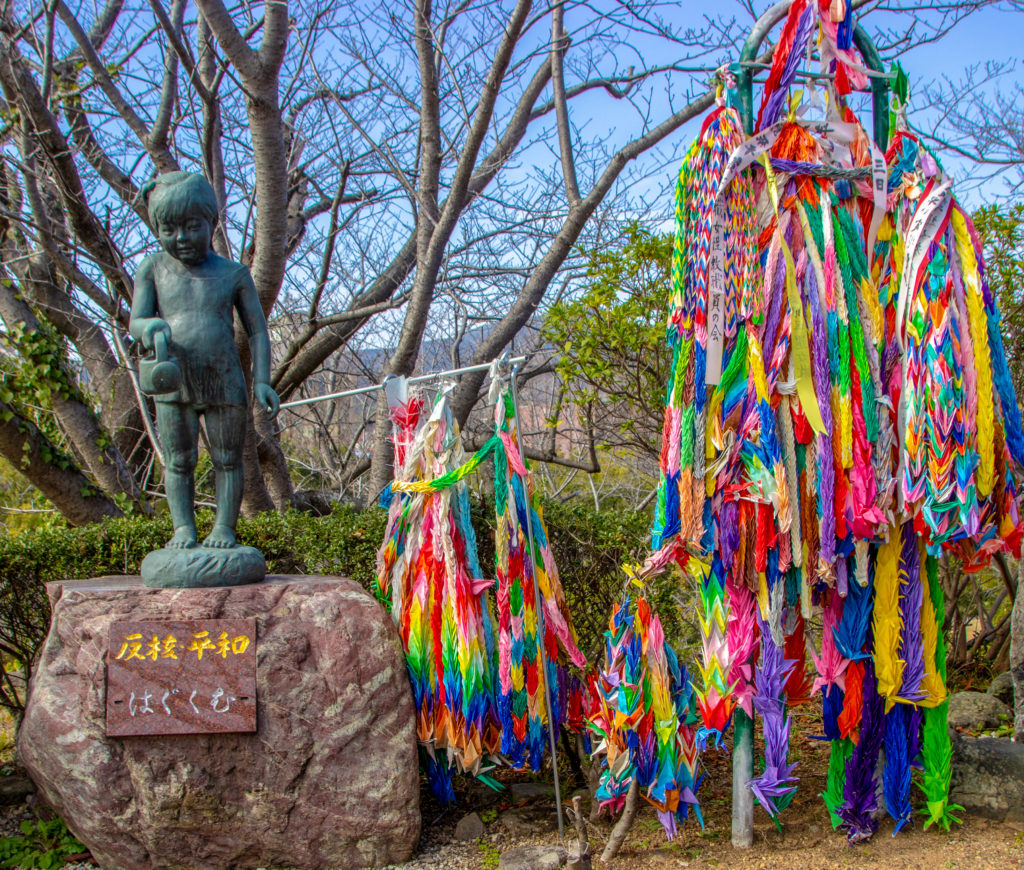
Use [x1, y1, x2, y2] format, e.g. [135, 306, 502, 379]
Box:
[141, 545, 266, 588]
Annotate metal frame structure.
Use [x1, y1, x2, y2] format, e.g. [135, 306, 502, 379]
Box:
[279, 356, 529, 410]
[279, 354, 567, 838]
[735, 2, 891, 149]
[726, 1, 890, 847]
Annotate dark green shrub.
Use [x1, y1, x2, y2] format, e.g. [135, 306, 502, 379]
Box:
[0, 500, 691, 716]
[535, 500, 696, 662]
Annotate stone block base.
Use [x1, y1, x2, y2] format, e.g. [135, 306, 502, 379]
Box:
[18, 575, 420, 870]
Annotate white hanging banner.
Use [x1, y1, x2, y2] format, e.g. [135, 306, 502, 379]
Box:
[896, 177, 953, 350]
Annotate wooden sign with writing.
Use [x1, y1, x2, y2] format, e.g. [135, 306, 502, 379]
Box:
[106, 618, 256, 737]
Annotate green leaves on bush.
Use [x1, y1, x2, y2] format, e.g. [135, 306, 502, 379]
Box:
[0, 499, 697, 715]
[531, 500, 697, 662]
[0, 818, 88, 869]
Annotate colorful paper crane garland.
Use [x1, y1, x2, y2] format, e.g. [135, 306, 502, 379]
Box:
[374, 394, 501, 800]
[586, 594, 703, 839]
[647, 0, 1022, 843]
[375, 378, 587, 800]
[375, 0, 1023, 843]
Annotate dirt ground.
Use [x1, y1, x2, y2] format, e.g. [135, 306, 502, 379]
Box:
[0, 702, 1018, 869]
[397, 798, 1024, 870]
[391, 705, 1024, 870]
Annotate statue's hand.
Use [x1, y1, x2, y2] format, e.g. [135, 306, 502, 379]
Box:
[254, 382, 280, 419]
[142, 318, 171, 350]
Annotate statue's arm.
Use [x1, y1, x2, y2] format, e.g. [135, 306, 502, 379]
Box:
[237, 267, 279, 417]
[129, 257, 169, 349]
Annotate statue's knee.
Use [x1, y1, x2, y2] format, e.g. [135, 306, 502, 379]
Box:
[166, 448, 198, 475]
[210, 452, 240, 473]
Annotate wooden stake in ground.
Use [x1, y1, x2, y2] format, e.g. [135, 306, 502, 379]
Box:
[566, 794, 592, 870]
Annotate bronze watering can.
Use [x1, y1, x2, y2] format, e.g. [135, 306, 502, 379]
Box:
[139, 331, 181, 396]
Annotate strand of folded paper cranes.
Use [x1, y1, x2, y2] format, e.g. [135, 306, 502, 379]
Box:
[370, 368, 708, 840]
[370, 0, 1023, 849]
[373, 367, 587, 805]
[594, 0, 1024, 846]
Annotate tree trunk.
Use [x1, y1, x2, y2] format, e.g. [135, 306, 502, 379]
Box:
[51, 393, 149, 512]
[1012, 559, 1024, 742]
[193, 0, 293, 513]
[566, 793, 591, 870]
[0, 164, 151, 485]
[600, 778, 638, 863]
[0, 402, 123, 526]
[240, 407, 276, 516]
[255, 406, 294, 509]
[0, 277, 149, 512]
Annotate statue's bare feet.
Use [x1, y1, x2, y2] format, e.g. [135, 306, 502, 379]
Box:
[203, 525, 236, 549]
[166, 527, 197, 549]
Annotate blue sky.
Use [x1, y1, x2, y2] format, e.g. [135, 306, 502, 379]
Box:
[897, 2, 1022, 201]
[903, 4, 1020, 72]
[601, 0, 1024, 224]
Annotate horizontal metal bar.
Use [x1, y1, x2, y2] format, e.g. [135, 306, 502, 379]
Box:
[281, 381, 382, 409]
[738, 60, 895, 81]
[280, 355, 528, 410]
[407, 356, 527, 386]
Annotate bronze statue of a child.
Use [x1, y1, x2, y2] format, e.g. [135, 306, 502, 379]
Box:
[131, 171, 279, 552]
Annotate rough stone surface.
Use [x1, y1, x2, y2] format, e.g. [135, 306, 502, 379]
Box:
[498, 805, 559, 836]
[18, 575, 419, 870]
[141, 545, 266, 588]
[454, 812, 485, 841]
[987, 671, 1015, 707]
[0, 774, 34, 806]
[464, 779, 503, 807]
[510, 782, 556, 803]
[947, 690, 1011, 731]
[950, 732, 1024, 821]
[1012, 569, 1024, 741]
[499, 845, 565, 870]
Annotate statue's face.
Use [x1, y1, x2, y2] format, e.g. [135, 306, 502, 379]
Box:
[157, 214, 213, 265]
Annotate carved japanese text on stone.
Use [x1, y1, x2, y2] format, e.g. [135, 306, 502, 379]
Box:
[106, 618, 256, 737]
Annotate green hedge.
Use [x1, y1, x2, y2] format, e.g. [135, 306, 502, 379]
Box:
[0, 507, 387, 587]
[0, 500, 693, 714]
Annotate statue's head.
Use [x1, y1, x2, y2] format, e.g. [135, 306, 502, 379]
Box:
[143, 172, 219, 266]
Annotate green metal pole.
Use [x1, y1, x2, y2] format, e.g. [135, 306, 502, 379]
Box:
[852, 24, 890, 150]
[732, 708, 754, 848]
[736, 5, 890, 149]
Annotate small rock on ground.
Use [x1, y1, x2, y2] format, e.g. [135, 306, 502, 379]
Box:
[499, 805, 559, 836]
[948, 690, 1010, 731]
[987, 672, 1014, 706]
[950, 733, 1024, 822]
[510, 782, 556, 802]
[499, 845, 565, 870]
[454, 812, 485, 841]
[0, 774, 34, 806]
